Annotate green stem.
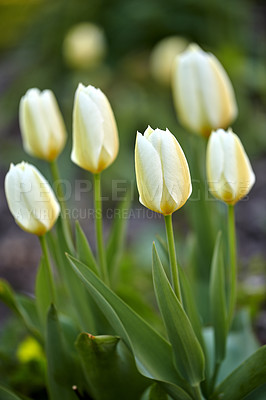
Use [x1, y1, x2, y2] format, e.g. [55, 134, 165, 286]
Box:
[164, 214, 182, 304]
[50, 160, 74, 253]
[193, 384, 202, 400]
[228, 204, 237, 328]
[94, 173, 109, 285]
[39, 235, 55, 303]
[209, 361, 221, 394]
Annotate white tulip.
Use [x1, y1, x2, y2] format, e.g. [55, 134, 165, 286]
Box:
[19, 88, 67, 161]
[172, 44, 238, 137]
[135, 126, 192, 215]
[71, 84, 119, 173]
[63, 23, 106, 70]
[206, 129, 255, 204]
[5, 162, 60, 235]
[150, 36, 188, 86]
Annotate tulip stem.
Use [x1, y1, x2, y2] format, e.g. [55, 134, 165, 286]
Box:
[193, 384, 203, 400]
[50, 160, 74, 253]
[94, 173, 109, 285]
[228, 204, 237, 328]
[39, 235, 55, 303]
[164, 215, 182, 304]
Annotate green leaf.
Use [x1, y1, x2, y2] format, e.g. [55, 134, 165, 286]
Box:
[211, 345, 266, 400]
[209, 232, 227, 363]
[0, 279, 41, 339]
[141, 383, 169, 400]
[106, 194, 131, 284]
[46, 305, 79, 400]
[66, 254, 193, 400]
[76, 333, 149, 400]
[179, 267, 204, 350]
[75, 221, 99, 275]
[52, 224, 98, 334]
[0, 386, 24, 400]
[35, 258, 53, 327]
[152, 244, 205, 386]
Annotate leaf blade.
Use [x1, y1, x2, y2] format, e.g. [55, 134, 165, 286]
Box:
[211, 345, 266, 400]
[152, 244, 205, 386]
[66, 254, 193, 400]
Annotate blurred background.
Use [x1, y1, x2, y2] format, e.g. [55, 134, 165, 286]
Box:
[0, 0, 266, 393]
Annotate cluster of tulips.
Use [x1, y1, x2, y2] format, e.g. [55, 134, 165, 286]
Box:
[1, 44, 264, 400]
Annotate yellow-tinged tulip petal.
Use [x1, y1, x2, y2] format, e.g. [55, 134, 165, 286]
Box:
[71, 84, 119, 173]
[5, 162, 60, 235]
[135, 127, 192, 215]
[206, 129, 255, 205]
[172, 44, 238, 137]
[19, 88, 66, 161]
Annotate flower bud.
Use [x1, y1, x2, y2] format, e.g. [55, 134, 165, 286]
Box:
[206, 129, 255, 205]
[5, 162, 60, 235]
[63, 23, 106, 70]
[135, 127, 192, 215]
[71, 84, 119, 173]
[19, 88, 67, 161]
[150, 36, 188, 86]
[172, 44, 238, 137]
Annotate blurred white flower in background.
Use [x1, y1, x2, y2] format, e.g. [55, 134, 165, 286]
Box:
[62, 22, 107, 70]
[150, 36, 188, 86]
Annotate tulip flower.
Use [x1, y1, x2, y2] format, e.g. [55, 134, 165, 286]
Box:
[150, 36, 188, 86]
[172, 44, 238, 137]
[63, 23, 106, 70]
[135, 126, 192, 215]
[19, 88, 67, 161]
[5, 162, 60, 236]
[71, 84, 119, 173]
[206, 129, 255, 205]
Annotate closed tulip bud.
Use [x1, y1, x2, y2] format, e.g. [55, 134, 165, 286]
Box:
[19, 88, 67, 161]
[150, 36, 188, 86]
[206, 129, 255, 205]
[63, 23, 106, 70]
[135, 127, 192, 215]
[5, 162, 60, 235]
[172, 44, 238, 137]
[71, 84, 119, 173]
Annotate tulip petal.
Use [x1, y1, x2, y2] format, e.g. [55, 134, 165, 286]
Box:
[135, 133, 163, 213]
[5, 163, 60, 235]
[207, 130, 224, 185]
[159, 129, 192, 213]
[232, 134, 255, 203]
[41, 90, 66, 158]
[208, 55, 238, 128]
[20, 89, 49, 159]
[173, 49, 204, 133]
[72, 86, 104, 172]
[219, 130, 238, 197]
[87, 86, 119, 161]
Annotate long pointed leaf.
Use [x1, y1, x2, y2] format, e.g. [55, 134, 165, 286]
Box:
[35, 258, 52, 328]
[0, 386, 24, 400]
[106, 194, 131, 283]
[0, 279, 41, 340]
[76, 333, 149, 400]
[210, 232, 227, 363]
[152, 244, 205, 386]
[75, 221, 99, 275]
[66, 254, 193, 400]
[211, 345, 266, 400]
[46, 305, 79, 400]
